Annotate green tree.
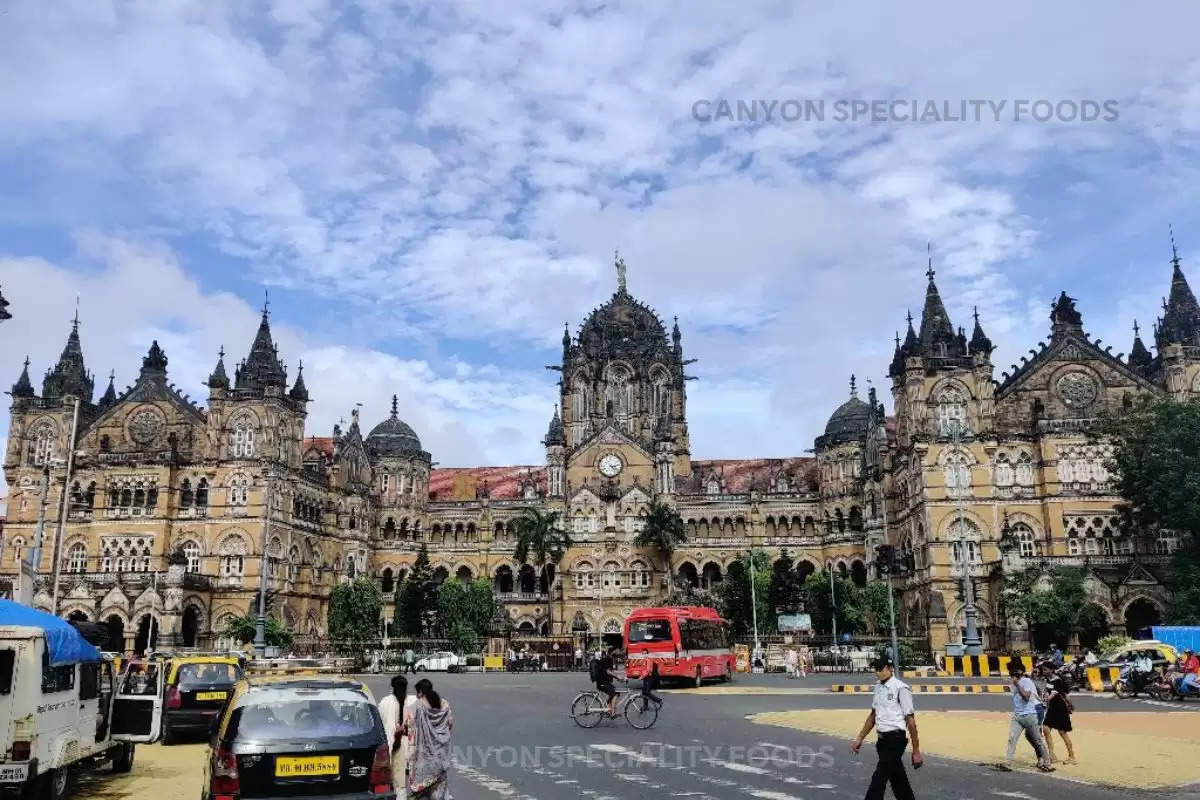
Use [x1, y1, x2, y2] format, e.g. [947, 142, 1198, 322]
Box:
[395, 544, 438, 636]
[768, 550, 804, 614]
[223, 615, 294, 649]
[717, 552, 775, 638]
[512, 506, 571, 635]
[1001, 566, 1091, 648]
[466, 578, 496, 638]
[862, 581, 895, 636]
[633, 499, 688, 595]
[663, 584, 720, 609]
[801, 572, 864, 636]
[449, 621, 479, 655]
[328, 577, 383, 646]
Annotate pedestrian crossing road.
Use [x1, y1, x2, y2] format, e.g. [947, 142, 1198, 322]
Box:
[361, 672, 1200, 800]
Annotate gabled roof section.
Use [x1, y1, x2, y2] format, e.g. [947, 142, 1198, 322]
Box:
[678, 457, 816, 494]
[429, 466, 548, 501]
[571, 422, 651, 458]
[83, 341, 207, 433]
[996, 328, 1159, 398]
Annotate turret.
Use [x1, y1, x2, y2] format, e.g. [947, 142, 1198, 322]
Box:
[206, 347, 230, 390]
[1129, 320, 1154, 375]
[968, 307, 994, 358]
[10, 356, 34, 398]
[41, 313, 94, 403]
[97, 370, 117, 409]
[289, 361, 310, 403]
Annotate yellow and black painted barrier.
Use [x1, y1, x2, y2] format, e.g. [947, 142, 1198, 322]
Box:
[831, 683, 1011, 694]
[940, 655, 1035, 677]
[900, 667, 940, 678]
[1086, 666, 1122, 692]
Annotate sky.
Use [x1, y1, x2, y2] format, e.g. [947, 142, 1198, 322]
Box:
[3, 1, 1200, 511]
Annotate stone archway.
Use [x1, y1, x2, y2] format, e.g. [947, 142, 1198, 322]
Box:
[134, 614, 159, 655]
[1124, 597, 1163, 637]
[104, 614, 126, 654]
[181, 606, 201, 648]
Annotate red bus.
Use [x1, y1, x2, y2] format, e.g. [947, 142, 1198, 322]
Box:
[623, 606, 735, 687]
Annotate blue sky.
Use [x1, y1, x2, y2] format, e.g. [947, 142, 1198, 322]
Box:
[3, 0, 1200, 506]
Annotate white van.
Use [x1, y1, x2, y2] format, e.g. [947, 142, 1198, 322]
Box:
[0, 622, 156, 799]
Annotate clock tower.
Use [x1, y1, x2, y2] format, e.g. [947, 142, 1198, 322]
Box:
[555, 254, 693, 499]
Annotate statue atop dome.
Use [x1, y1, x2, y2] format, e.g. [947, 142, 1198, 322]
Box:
[615, 250, 627, 294]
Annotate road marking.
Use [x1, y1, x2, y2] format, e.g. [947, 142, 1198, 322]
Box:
[744, 791, 805, 800]
[453, 762, 540, 800]
[589, 743, 657, 764]
[702, 758, 771, 775]
[615, 773, 666, 789]
[993, 792, 1041, 800]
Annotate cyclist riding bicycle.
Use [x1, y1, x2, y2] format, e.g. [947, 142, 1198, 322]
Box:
[590, 646, 626, 716]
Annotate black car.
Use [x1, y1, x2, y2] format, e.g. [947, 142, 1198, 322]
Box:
[203, 678, 395, 799]
[163, 659, 243, 745]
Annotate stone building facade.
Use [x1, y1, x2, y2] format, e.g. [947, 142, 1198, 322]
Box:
[3, 251, 1199, 654]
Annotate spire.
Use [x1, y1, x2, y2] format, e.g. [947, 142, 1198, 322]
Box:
[390, 393, 399, 417]
[544, 405, 565, 446]
[672, 315, 681, 344]
[1158, 229, 1200, 348]
[141, 340, 168, 375]
[289, 360, 310, 403]
[236, 296, 287, 392]
[889, 330, 906, 377]
[614, 250, 628, 294]
[207, 346, 230, 390]
[848, 374, 858, 399]
[918, 247, 958, 356]
[41, 312, 94, 402]
[562, 322, 570, 352]
[98, 370, 117, 408]
[10, 356, 34, 398]
[969, 306, 994, 356]
[1129, 319, 1154, 373]
[902, 310, 918, 348]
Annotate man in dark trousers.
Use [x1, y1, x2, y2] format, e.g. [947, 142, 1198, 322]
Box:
[851, 657, 922, 800]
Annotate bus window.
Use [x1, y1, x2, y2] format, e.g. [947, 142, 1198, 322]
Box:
[628, 620, 672, 643]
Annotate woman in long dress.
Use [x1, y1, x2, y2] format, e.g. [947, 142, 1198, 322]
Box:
[406, 678, 454, 800]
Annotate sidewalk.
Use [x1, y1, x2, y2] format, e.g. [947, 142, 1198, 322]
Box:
[75, 743, 204, 800]
[751, 709, 1200, 789]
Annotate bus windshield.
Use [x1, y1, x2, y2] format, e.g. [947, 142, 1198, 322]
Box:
[628, 619, 673, 644]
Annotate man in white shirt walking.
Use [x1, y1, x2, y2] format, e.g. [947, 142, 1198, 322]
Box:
[997, 662, 1053, 772]
[851, 657, 922, 800]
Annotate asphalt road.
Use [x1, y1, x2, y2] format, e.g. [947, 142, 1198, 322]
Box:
[360, 671, 1197, 800]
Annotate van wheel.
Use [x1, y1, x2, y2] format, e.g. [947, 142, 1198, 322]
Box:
[112, 743, 135, 774]
[47, 765, 71, 800]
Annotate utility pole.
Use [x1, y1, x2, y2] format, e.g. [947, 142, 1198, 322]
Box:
[20, 466, 52, 604]
[828, 561, 838, 647]
[949, 419, 983, 656]
[875, 545, 902, 670]
[747, 545, 760, 657]
[253, 463, 273, 657]
[50, 397, 81, 614]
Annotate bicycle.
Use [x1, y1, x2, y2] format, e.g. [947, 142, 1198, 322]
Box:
[570, 688, 660, 729]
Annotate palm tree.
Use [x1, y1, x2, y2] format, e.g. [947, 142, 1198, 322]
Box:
[634, 498, 688, 596]
[512, 507, 571, 635]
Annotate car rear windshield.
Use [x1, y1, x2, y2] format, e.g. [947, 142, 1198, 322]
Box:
[232, 696, 377, 742]
[628, 619, 672, 644]
[177, 662, 240, 687]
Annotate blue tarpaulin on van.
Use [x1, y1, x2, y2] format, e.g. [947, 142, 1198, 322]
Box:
[0, 599, 102, 665]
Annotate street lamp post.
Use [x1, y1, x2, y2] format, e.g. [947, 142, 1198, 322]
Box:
[253, 464, 274, 658]
[50, 398, 82, 614]
[747, 545, 760, 657]
[947, 419, 983, 656]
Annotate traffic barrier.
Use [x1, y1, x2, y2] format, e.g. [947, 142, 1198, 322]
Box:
[901, 667, 940, 678]
[1086, 666, 1121, 692]
[941, 655, 1034, 676]
[245, 657, 355, 677]
[831, 683, 1011, 694]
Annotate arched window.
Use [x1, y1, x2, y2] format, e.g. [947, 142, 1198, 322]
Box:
[219, 535, 248, 579]
[943, 449, 971, 498]
[288, 546, 300, 582]
[994, 454, 1014, 487]
[1011, 523, 1036, 558]
[935, 385, 969, 437]
[706, 475, 721, 495]
[574, 561, 595, 590]
[1015, 452, 1035, 487]
[229, 474, 249, 507]
[67, 542, 87, 573]
[602, 561, 621, 589]
[195, 479, 209, 509]
[650, 367, 671, 416]
[29, 422, 55, 466]
[948, 519, 982, 565]
[182, 541, 201, 573]
[230, 416, 256, 458]
[9, 537, 24, 566]
[631, 560, 650, 588]
[384, 518, 397, 539]
[381, 567, 395, 594]
[180, 479, 193, 509]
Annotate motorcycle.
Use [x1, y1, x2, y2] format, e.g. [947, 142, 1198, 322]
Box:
[1166, 674, 1200, 701]
[1113, 665, 1157, 698]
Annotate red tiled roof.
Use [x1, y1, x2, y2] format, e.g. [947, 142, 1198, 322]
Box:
[428, 466, 546, 501]
[684, 457, 817, 493]
[303, 436, 335, 460]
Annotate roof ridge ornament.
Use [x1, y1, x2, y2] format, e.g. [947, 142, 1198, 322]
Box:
[614, 249, 627, 294]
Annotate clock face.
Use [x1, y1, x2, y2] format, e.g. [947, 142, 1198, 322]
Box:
[598, 453, 623, 477]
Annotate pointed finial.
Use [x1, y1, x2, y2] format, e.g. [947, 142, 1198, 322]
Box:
[1170, 224, 1181, 266]
[849, 374, 857, 398]
[1163, 296, 1169, 311]
[906, 309, 913, 326]
[926, 242, 935, 281]
[894, 331, 901, 347]
[973, 306, 980, 324]
[391, 394, 398, 417]
[71, 295, 80, 330]
[262, 289, 270, 317]
[108, 368, 115, 381]
[1133, 319, 1141, 338]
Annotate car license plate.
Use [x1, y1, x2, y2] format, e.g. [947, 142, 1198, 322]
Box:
[275, 756, 340, 777]
[196, 691, 228, 701]
[0, 764, 29, 782]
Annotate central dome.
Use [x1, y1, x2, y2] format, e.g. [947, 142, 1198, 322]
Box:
[366, 396, 424, 457]
[577, 290, 670, 358]
[816, 377, 873, 448]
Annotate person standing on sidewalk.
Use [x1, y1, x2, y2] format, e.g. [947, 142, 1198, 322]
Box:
[998, 662, 1054, 773]
[851, 657, 923, 800]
